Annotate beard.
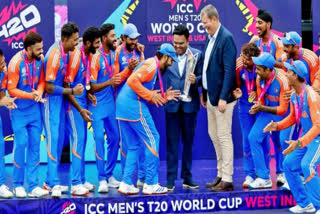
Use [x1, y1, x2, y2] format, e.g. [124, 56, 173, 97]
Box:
[107, 41, 116, 51]
[125, 42, 135, 52]
[259, 29, 267, 38]
[89, 45, 96, 54]
[32, 52, 41, 61]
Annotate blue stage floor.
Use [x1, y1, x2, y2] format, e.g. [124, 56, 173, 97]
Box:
[0, 158, 302, 213]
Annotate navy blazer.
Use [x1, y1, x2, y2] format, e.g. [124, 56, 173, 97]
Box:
[202, 25, 237, 106]
[165, 46, 203, 113]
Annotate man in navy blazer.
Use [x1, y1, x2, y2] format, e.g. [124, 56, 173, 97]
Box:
[164, 24, 203, 191]
[200, 5, 237, 192]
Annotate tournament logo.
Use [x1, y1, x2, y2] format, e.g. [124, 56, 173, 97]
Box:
[0, 1, 41, 49]
[61, 201, 76, 214]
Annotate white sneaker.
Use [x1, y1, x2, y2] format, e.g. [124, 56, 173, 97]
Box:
[243, 176, 254, 188]
[83, 181, 95, 191]
[28, 187, 49, 198]
[43, 182, 51, 192]
[0, 185, 13, 198]
[281, 181, 290, 191]
[277, 173, 286, 185]
[108, 176, 120, 188]
[142, 183, 168, 195]
[248, 177, 272, 189]
[51, 185, 62, 198]
[98, 180, 108, 193]
[316, 209, 320, 214]
[71, 184, 89, 196]
[117, 182, 139, 195]
[14, 186, 27, 198]
[137, 179, 145, 188]
[289, 203, 315, 213]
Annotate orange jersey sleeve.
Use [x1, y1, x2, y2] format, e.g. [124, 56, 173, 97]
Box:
[46, 46, 61, 82]
[67, 48, 81, 83]
[277, 102, 296, 130]
[1, 67, 7, 90]
[303, 49, 319, 85]
[90, 52, 101, 83]
[276, 70, 290, 115]
[272, 35, 286, 61]
[127, 58, 156, 101]
[7, 53, 33, 100]
[36, 59, 45, 94]
[299, 87, 320, 147]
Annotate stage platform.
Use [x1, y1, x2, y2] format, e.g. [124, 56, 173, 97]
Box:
[0, 159, 301, 214]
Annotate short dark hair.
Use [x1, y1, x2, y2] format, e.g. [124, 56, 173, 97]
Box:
[83, 26, 100, 44]
[99, 23, 115, 39]
[173, 24, 189, 40]
[241, 43, 260, 57]
[0, 49, 3, 56]
[61, 22, 79, 40]
[257, 9, 273, 28]
[23, 31, 42, 50]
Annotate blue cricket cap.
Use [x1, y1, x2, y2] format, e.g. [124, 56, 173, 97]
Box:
[284, 60, 307, 79]
[252, 52, 276, 69]
[122, 23, 140, 39]
[158, 43, 179, 62]
[281, 31, 301, 46]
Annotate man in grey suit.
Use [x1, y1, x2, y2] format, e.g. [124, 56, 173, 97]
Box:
[200, 4, 237, 192]
[165, 24, 203, 191]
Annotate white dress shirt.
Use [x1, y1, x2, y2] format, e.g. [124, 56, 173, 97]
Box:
[202, 24, 221, 90]
[178, 50, 188, 77]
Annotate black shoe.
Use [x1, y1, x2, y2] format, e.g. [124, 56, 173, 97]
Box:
[166, 181, 175, 191]
[183, 179, 199, 189]
[206, 177, 221, 188]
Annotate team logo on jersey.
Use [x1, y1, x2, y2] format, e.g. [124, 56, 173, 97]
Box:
[121, 56, 128, 65]
[241, 73, 246, 80]
[21, 67, 26, 77]
[274, 88, 279, 93]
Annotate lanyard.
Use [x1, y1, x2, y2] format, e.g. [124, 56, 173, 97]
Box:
[22, 50, 36, 89]
[154, 56, 165, 98]
[258, 69, 276, 102]
[100, 45, 113, 78]
[243, 66, 255, 95]
[259, 33, 273, 53]
[293, 84, 306, 126]
[122, 44, 136, 65]
[80, 45, 91, 89]
[60, 42, 69, 82]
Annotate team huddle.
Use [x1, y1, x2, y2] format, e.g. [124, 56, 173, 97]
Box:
[0, 3, 319, 214]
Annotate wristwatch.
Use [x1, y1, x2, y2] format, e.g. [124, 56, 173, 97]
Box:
[297, 140, 302, 148]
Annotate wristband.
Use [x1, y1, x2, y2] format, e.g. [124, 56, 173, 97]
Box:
[297, 140, 302, 148]
[52, 85, 64, 95]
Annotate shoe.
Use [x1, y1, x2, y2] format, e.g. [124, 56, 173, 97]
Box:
[137, 179, 145, 188]
[211, 181, 234, 192]
[142, 183, 168, 195]
[14, 186, 27, 198]
[166, 181, 175, 191]
[83, 181, 95, 191]
[277, 173, 286, 185]
[289, 203, 315, 213]
[206, 177, 221, 188]
[183, 179, 199, 189]
[316, 209, 320, 214]
[0, 185, 13, 198]
[248, 178, 272, 189]
[43, 182, 51, 192]
[108, 176, 120, 188]
[118, 182, 139, 195]
[28, 187, 49, 198]
[51, 185, 62, 198]
[98, 180, 108, 193]
[281, 181, 290, 191]
[243, 176, 254, 188]
[71, 184, 89, 196]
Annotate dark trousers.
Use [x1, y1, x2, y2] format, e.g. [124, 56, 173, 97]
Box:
[165, 108, 197, 182]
